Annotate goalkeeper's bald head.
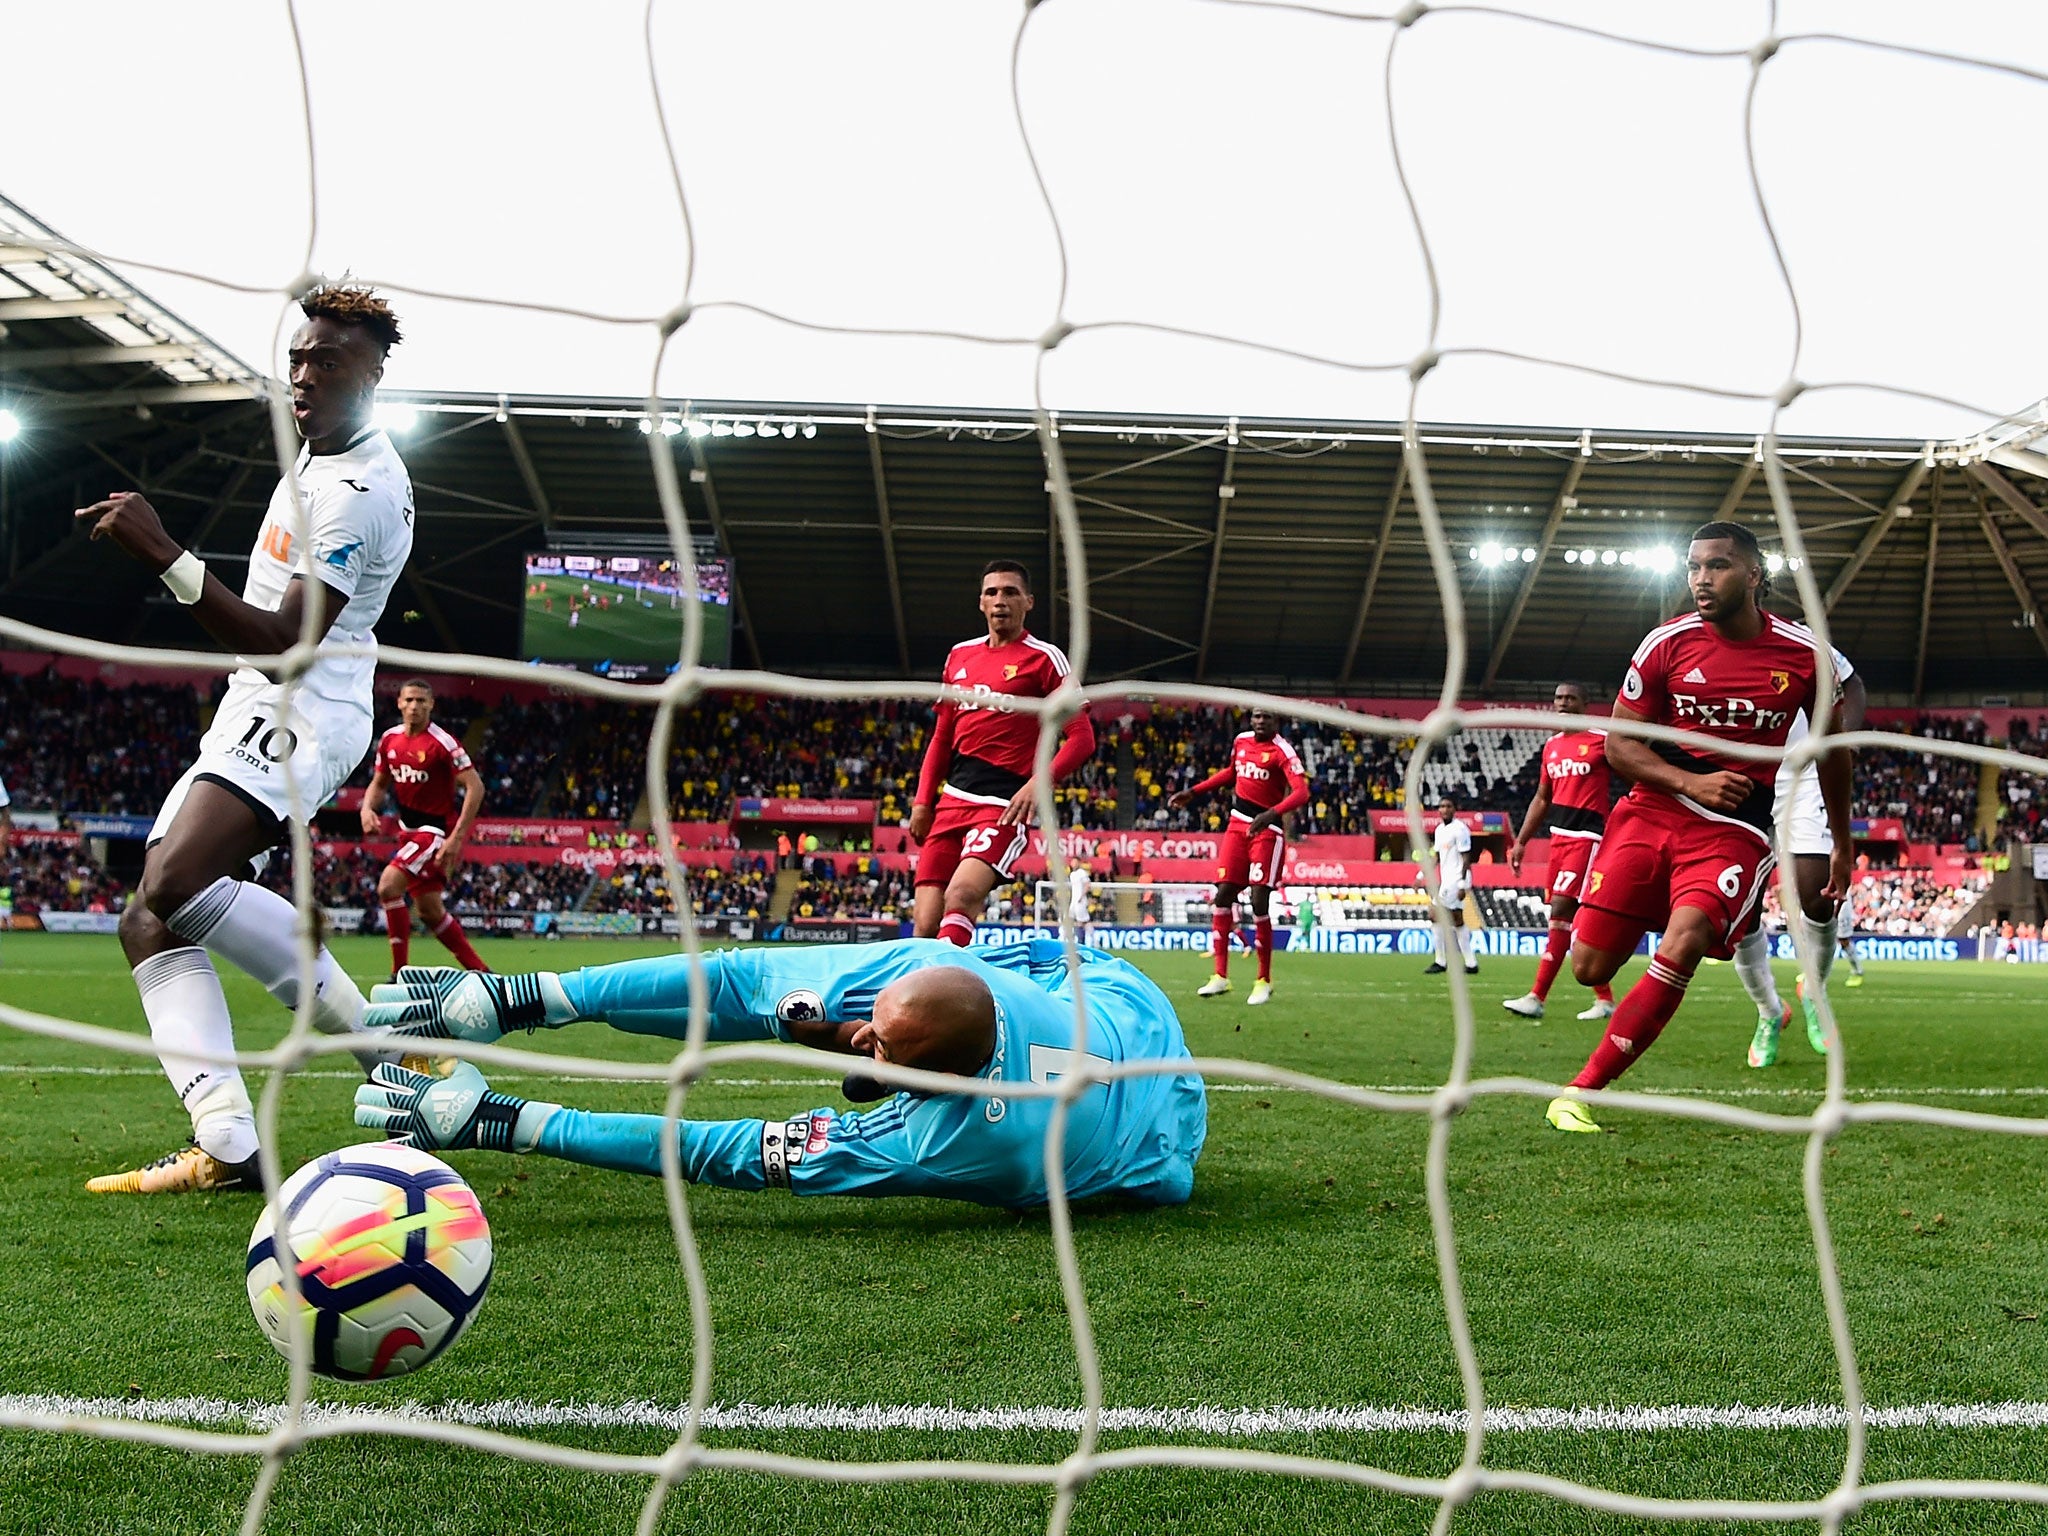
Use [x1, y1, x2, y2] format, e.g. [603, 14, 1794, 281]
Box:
[843, 965, 997, 1101]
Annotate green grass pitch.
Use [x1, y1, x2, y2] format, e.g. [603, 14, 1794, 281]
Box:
[2, 933, 2046, 1534]
[521, 576, 730, 668]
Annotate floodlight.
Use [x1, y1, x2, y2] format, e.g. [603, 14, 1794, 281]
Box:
[1600, 550, 1617, 566]
[0, 408, 20, 444]
[657, 419, 683, 438]
[1521, 547, 1537, 563]
[373, 403, 419, 434]
[1645, 547, 1676, 574]
[1478, 542, 1503, 568]
[686, 419, 712, 439]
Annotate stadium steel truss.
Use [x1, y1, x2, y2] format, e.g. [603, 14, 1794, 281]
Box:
[2, 7, 2048, 1536]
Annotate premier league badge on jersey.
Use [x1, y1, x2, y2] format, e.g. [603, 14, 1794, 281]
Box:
[776, 989, 825, 1024]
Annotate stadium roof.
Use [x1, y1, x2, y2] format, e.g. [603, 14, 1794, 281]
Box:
[3, 203, 2047, 701]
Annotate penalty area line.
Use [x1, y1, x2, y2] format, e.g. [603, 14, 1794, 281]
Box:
[6, 1395, 2048, 1437]
[2, 1064, 2048, 1100]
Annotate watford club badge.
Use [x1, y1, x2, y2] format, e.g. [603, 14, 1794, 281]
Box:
[1770, 669, 1791, 694]
[1003, 664, 1020, 679]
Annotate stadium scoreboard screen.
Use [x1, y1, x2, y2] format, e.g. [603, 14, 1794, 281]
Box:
[521, 547, 733, 678]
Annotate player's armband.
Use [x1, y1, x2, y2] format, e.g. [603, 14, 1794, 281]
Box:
[760, 1111, 836, 1188]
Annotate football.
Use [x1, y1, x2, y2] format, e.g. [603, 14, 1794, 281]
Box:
[245, 1143, 492, 1381]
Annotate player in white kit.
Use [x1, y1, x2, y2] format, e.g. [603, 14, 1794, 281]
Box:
[1735, 639, 1866, 1068]
[77, 285, 414, 1194]
[1068, 856, 1093, 943]
[1423, 799, 1478, 975]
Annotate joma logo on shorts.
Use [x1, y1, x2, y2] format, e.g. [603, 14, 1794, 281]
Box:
[1669, 694, 1789, 731]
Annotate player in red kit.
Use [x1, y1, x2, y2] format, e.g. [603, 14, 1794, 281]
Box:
[1503, 682, 1617, 1022]
[911, 561, 1096, 947]
[1547, 522, 1850, 1134]
[1169, 708, 1308, 1006]
[360, 679, 489, 978]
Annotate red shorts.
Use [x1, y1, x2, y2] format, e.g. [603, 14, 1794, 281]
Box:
[916, 795, 1030, 889]
[1573, 793, 1774, 960]
[1217, 820, 1287, 889]
[387, 825, 448, 894]
[1546, 833, 1601, 903]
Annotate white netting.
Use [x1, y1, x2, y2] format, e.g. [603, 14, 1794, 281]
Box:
[3, 5, 2048, 1535]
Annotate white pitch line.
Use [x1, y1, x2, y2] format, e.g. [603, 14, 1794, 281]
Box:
[4, 1062, 2048, 1100]
[6, 1394, 2048, 1438]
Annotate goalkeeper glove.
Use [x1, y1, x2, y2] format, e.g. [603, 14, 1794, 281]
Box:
[353, 1060, 557, 1153]
[364, 965, 577, 1043]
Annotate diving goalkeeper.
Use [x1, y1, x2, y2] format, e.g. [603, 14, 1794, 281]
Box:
[354, 939, 1207, 1209]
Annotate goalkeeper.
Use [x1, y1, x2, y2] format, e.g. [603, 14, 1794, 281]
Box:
[354, 939, 1206, 1209]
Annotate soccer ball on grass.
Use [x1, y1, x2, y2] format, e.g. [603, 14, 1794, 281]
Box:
[245, 1142, 492, 1381]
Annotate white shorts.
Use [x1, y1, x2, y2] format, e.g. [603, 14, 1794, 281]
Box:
[1069, 898, 1090, 925]
[1434, 880, 1471, 912]
[150, 672, 371, 848]
[1775, 771, 1830, 857]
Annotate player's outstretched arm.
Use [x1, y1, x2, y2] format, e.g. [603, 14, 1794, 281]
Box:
[365, 945, 948, 1050]
[77, 491, 349, 657]
[355, 1062, 957, 1197]
[1602, 701, 1752, 812]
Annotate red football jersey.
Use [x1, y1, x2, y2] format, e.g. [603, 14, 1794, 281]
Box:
[1189, 732, 1310, 820]
[916, 632, 1095, 806]
[1617, 610, 1831, 837]
[374, 721, 472, 829]
[1540, 729, 1610, 838]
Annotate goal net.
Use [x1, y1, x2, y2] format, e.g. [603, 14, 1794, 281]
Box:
[4, 7, 2048, 1535]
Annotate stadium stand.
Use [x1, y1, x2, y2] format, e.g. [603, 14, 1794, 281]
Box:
[0, 668, 200, 815]
[3, 840, 128, 916]
[1852, 713, 1987, 846]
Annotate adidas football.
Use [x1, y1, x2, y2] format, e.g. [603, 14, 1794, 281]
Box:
[246, 1142, 492, 1381]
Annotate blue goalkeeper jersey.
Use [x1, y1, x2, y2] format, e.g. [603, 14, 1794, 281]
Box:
[553, 939, 1207, 1208]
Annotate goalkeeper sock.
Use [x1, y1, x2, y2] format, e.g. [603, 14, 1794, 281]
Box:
[135, 947, 255, 1160]
[169, 877, 369, 1042]
[938, 910, 975, 948]
[1532, 921, 1570, 1001]
[1210, 908, 1234, 978]
[1801, 912, 1838, 987]
[1254, 917, 1273, 982]
[383, 902, 412, 973]
[432, 911, 488, 971]
[1731, 929, 1781, 1015]
[1571, 952, 1694, 1090]
[1594, 981, 1615, 1003]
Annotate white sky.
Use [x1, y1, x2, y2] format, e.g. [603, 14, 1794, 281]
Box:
[5, 0, 2045, 440]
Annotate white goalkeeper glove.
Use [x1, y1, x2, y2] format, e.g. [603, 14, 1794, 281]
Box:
[364, 965, 577, 1043]
[353, 1060, 556, 1153]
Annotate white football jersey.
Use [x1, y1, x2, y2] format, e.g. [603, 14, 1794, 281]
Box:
[240, 425, 414, 711]
[1069, 867, 1090, 899]
[1432, 817, 1471, 887]
[1773, 642, 1854, 800]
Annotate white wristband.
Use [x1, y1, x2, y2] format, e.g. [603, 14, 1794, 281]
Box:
[159, 549, 206, 605]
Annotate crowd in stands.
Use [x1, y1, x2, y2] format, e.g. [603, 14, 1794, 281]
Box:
[1, 839, 128, 916]
[583, 858, 776, 918]
[1761, 869, 1989, 938]
[1997, 712, 2048, 844]
[252, 843, 591, 920]
[0, 668, 201, 815]
[1128, 706, 1411, 837]
[1853, 714, 1988, 847]
[784, 867, 917, 922]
